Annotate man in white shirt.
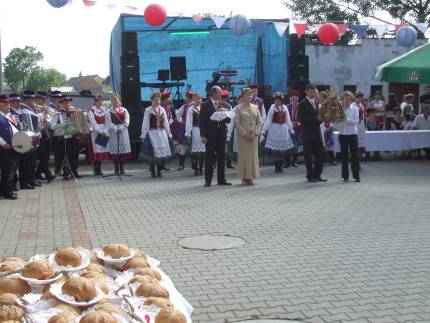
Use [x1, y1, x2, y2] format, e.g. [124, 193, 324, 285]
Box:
[411, 105, 430, 159]
[337, 91, 360, 182]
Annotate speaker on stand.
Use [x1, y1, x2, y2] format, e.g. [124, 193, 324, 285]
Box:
[120, 31, 142, 143]
[288, 34, 309, 100]
[169, 57, 187, 107]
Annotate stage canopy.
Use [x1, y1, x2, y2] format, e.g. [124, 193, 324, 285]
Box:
[110, 14, 290, 100]
[374, 43, 430, 84]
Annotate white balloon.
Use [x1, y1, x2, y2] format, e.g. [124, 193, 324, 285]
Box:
[229, 14, 251, 36]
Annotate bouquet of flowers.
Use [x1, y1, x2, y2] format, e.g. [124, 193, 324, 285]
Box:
[319, 91, 346, 123]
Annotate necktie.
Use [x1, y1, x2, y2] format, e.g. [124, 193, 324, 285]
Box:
[8, 114, 17, 126]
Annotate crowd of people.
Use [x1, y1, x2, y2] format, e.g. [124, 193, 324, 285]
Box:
[1, 83, 430, 199]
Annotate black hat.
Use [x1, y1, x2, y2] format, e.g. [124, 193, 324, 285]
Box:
[80, 89, 93, 96]
[36, 91, 48, 99]
[9, 93, 21, 101]
[0, 95, 10, 103]
[50, 90, 63, 98]
[59, 96, 73, 103]
[23, 90, 36, 98]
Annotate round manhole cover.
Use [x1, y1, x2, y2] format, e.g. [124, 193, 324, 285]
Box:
[178, 235, 245, 251]
[237, 321, 306, 323]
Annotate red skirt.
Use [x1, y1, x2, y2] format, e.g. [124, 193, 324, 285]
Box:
[88, 137, 110, 161]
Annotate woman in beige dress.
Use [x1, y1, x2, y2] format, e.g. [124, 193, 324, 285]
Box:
[235, 88, 262, 185]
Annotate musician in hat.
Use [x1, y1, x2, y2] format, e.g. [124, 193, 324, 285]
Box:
[286, 89, 301, 168]
[8, 94, 22, 191]
[48, 91, 63, 174]
[174, 91, 193, 171]
[87, 94, 110, 175]
[19, 90, 42, 189]
[50, 96, 81, 180]
[107, 93, 132, 175]
[249, 84, 266, 123]
[35, 91, 56, 182]
[9, 94, 22, 117]
[0, 95, 20, 199]
[260, 92, 295, 173]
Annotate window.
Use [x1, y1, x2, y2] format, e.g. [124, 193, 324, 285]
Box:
[344, 85, 357, 93]
[316, 85, 330, 93]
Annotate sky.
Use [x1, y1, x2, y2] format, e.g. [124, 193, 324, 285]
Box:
[0, 0, 291, 79]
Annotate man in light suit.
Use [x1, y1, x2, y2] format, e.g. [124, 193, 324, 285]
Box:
[298, 84, 326, 183]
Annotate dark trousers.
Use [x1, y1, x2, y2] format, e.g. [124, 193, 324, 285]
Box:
[205, 138, 226, 184]
[0, 149, 20, 195]
[54, 136, 79, 176]
[303, 140, 324, 180]
[19, 150, 37, 186]
[36, 136, 52, 177]
[339, 134, 360, 180]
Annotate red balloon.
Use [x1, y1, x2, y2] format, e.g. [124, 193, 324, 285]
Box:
[317, 23, 340, 45]
[144, 4, 167, 27]
[83, 0, 96, 7]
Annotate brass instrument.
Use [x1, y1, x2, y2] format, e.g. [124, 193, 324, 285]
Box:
[35, 104, 61, 116]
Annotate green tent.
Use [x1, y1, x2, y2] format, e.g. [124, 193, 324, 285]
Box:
[374, 43, 430, 83]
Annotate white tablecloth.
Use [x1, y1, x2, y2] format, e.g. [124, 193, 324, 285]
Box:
[334, 130, 430, 152]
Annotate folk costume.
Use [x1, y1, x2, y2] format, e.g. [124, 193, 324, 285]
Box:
[185, 103, 205, 175]
[286, 89, 301, 167]
[175, 92, 193, 170]
[260, 104, 294, 173]
[140, 105, 173, 178]
[107, 106, 132, 175]
[87, 99, 110, 175]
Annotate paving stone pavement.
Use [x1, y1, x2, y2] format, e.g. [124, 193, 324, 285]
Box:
[1, 159, 430, 323]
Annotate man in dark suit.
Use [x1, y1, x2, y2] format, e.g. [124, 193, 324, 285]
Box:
[199, 86, 232, 187]
[298, 84, 326, 183]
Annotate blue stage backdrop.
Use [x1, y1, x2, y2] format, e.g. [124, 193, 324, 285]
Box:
[110, 14, 289, 102]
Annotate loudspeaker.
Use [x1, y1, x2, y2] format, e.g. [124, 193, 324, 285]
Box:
[288, 55, 309, 80]
[121, 55, 140, 83]
[120, 54, 141, 109]
[170, 57, 187, 80]
[158, 69, 170, 82]
[289, 34, 306, 56]
[287, 80, 309, 99]
[122, 32, 138, 56]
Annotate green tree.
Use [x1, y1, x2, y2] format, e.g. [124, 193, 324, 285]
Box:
[284, 0, 430, 26]
[26, 67, 67, 91]
[3, 46, 43, 91]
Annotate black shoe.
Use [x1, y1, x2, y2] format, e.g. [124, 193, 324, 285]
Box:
[330, 161, 337, 166]
[35, 174, 45, 180]
[226, 163, 235, 169]
[354, 178, 361, 182]
[161, 166, 170, 171]
[4, 193, 17, 200]
[63, 175, 71, 181]
[316, 178, 328, 182]
[157, 168, 162, 177]
[343, 178, 349, 182]
[292, 162, 299, 168]
[47, 175, 57, 183]
[30, 181, 42, 187]
[307, 178, 317, 183]
[204, 182, 211, 187]
[218, 181, 232, 186]
[13, 186, 19, 192]
[20, 184, 35, 190]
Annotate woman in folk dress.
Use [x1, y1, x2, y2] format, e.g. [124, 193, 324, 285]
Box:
[140, 92, 173, 178]
[185, 93, 205, 176]
[260, 92, 295, 173]
[87, 94, 110, 175]
[106, 93, 132, 175]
